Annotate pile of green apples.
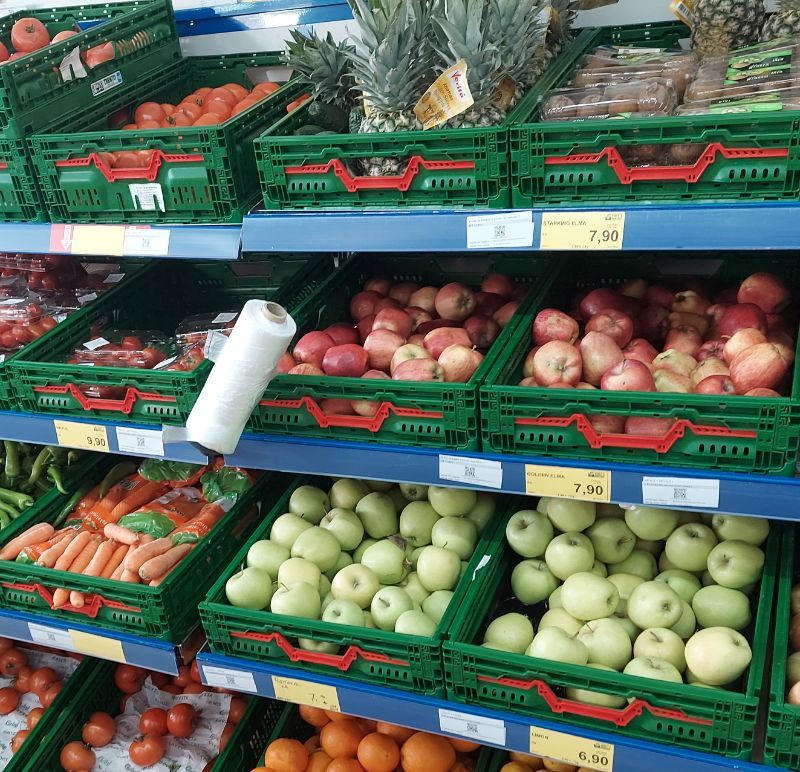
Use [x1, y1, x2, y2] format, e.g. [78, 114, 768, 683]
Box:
[482, 498, 769, 703]
[225, 478, 495, 652]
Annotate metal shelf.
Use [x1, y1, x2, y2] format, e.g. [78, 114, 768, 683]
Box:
[196, 649, 773, 772]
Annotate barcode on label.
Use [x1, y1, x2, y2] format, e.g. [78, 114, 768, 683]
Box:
[29, 623, 75, 651]
[674, 488, 687, 500]
[642, 476, 720, 509]
[439, 709, 506, 745]
[494, 225, 506, 238]
[91, 70, 123, 97]
[202, 665, 258, 693]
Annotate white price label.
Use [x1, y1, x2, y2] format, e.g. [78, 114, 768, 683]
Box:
[103, 273, 125, 284]
[123, 226, 170, 256]
[91, 70, 123, 96]
[212, 312, 237, 324]
[466, 212, 534, 249]
[642, 476, 720, 509]
[128, 184, 165, 213]
[439, 455, 503, 489]
[438, 709, 506, 746]
[28, 623, 75, 651]
[115, 426, 164, 457]
[59, 46, 87, 82]
[202, 665, 258, 693]
[83, 337, 110, 351]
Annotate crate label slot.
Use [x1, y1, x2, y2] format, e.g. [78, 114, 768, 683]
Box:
[540, 211, 625, 250]
[439, 455, 503, 489]
[642, 476, 720, 509]
[525, 464, 611, 502]
[202, 665, 258, 693]
[54, 420, 109, 453]
[91, 70, 123, 97]
[123, 226, 170, 256]
[69, 630, 125, 662]
[72, 225, 126, 257]
[466, 212, 534, 249]
[129, 185, 166, 214]
[115, 426, 164, 457]
[530, 725, 614, 772]
[28, 622, 74, 651]
[438, 708, 506, 745]
[272, 675, 340, 711]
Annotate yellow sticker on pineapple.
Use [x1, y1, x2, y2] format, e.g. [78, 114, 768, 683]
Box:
[414, 59, 473, 130]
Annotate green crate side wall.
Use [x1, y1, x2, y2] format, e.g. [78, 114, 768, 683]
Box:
[0, 468, 282, 641]
[253, 253, 554, 449]
[443, 509, 779, 758]
[479, 253, 800, 473]
[0, 132, 46, 222]
[201, 475, 512, 695]
[213, 697, 285, 771]
[0, 0, 181, 138]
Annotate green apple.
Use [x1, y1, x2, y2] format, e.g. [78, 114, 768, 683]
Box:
[466, 493, 495, 535]
[655, 569, 701, 604]
[325, 552, 353, 581]
[624, 506, 679, 541]
[701, 570, 715, 587]
[527, 627, 589, 665]
[586, 519, 636, 564]
[355, 492, 398, 539]
[225, 566, 273, 610]
[299, 638, 339, 654]
[548, 586, 563, 608]
[616, 616, 641, 642]
[291, 526, 341, 572]
[483, 612, 534, 653]
[561, 572, 619, 621]
[399, 482, 428, 501]
[577, 618, 632, 671]
[546, 498, 596, 533]
[361, 539, 410, 585]
[692, 585, 751, 630]
[685, 627, 752, 685]
[330, 564, 379, 608]
[320, 508, 364, 551]
[544, 532, 595, 581]
[670, 601, 697, 640]
[538, 608, 582, 636]
[482, 642, 514, 652]
[269, 513, 313, 550]
[363, 611, 375, 628]
[428, 486, 476, 517]
[627, 581, 682, 629]
[401, 573, 431, 605]
[431, 516, 477, 560]
[370, 586, 415, 630]
[607, 573, 644, 617]
[787, 651, 800, 683]
[366, 480, 393, 492]
[270, 582, 321, 619]
[505, 510, 554, 559]
[623, 656, 682, 683]
[590, 560, 608, 577]
[633, 628, 686, 672]
[329, 478, 370, 510]
[399, 502, 440, 548]
[289, 485, 330, 524]
[416, 546, 461, 592]
[566, 664, 626, 708]
[277, 557, 321, 589]
[422, 590, 453, 625]
[511, 559, 559, 605]
[664, 524, 718, 572]
[607, 550, 657, 580]
[658, 552, 678, 572]
[635, 539, 664, 556]
[318, 573, 331, 597]
[706, 540, 765, 589]
[246, 540, 289, 578]
[388, 486, 408, 512]
[353, 538, 376, 563]
[676, 510, 702, 525]
[395, 609, 436, 636]
[321, 592, 334, 614]
[711, 514, 769, 546]
[323, 599, 365, 627]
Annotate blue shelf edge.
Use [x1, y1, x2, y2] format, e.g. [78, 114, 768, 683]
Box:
[196, 648, 774, 772]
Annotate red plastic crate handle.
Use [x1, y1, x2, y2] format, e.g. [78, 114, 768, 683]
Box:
[0, 162, 8, 170]
[515, 414, 756, 453]
[230, 630, 409, 671]
[259, 395, 443, 431]
[545, 143, 788, 184]
[33, 383, 176, 415]
[284, 156, 475, 192]
[54, 151, 204, 182]
[2, 581, 141, 618]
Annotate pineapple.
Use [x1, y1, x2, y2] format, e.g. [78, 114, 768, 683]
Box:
[692, 0, 766, 57]
[762, 0, 800, 39]
[284, 29, 353, 110]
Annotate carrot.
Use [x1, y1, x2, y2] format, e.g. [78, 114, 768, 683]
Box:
[139, 543, 193, 582]
[69, 591, 85, 608]
[110, 552, 129, 581]
[84, 540, 115, 578]
[76, 483, 102, 512]
[124, 537, 172, 573]
[53, 531, 91, 571]
[52, 588, 70, 609]
[170, 502, 227, 544]
[0, 523, 55, 560]
[101, 544, 128, 579]
[149, 552, 191, 586]
[83, 475, 163, 528]
[107, 481, 169, 522]
[36, 530, 78, 568]
[66, 537, 100, 575]
[103, 523, 140, 545]
[120, 568, 140, 583]
[20, 530, 73, 563]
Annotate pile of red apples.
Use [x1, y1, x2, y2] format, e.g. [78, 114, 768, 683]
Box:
[277, 273, 523, 414]
[526, 271, 795, 401]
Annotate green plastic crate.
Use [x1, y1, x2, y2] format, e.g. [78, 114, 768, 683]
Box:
[444, 507, 779, 759]
[10, 256, 329, 425]
[31, 52, 307, 224]
[764, 527, 800, 767]
[214, 696, 285, 771]
[480, 253, 800, 475]
[251, 253, 552, 450]
[0, 0, 180, 138]
[253, 30, 593, 212]
[201, 476, 511, 696]
[0, 465, 285, 642]
[0, 131, 46, 222]
[511, 21, 800, 206]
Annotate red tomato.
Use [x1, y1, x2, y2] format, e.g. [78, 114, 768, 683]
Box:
[82, 711, 115, 747]
[160, 103, 175, 116]
[60, 741, 95, 771]
[29, 667, 58, 694]
[160, 683, 181, 695]
[207, 87, 238, 106]
[194, 87, 212, 98]
[39, 682, 62, 708]
[40, 317, 58, 331]
[164, 112, 192, 127]
[0, 42, 9, 63]
[193, 113, 222, 126]
[122, 123, 138, 130]
[51, 30, 78, 44]
[172, 665, 191, 688]
[228, 695, 247, 724]
[84, 42, 114, 68]
[0, 686, 19, 714]
[11, 18, 50, 53]
[137, 120, 161, 130]
[139, 707, 168, 736]
[13, 666, 32, 693]
[130, 734, 165, 766]
[224, 83, 249, 100]
[134, 102, 165, 124]
[189, 659, 202, 684]
[114, 151, 141, 168]
[231, 98, 257, 117]
[0, 649, 27, 677]
[12, 327, 33, 345]
[166, 703, 197, 738]
[286, 94, 310, 113]
[149, 672, 170, 689]
[27, 707, 44, 730]
[202, 98, 232, 120]
[182, 683, 208, 695]
[176, 102, 202, 122]
[96, 151, 117, 169]
[114, 664, 145, 695]
[11, 729, 29, 754]
[252, 81, 280, 98]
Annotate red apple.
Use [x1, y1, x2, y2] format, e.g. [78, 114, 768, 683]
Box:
[706, 302, 731, 327]
[390, 344, 430, 375]
[475, 291, 507, 317]
[737, 272, 790, 314]
[492, 301, 519, 329]
[576, 382, 597, 389]
[690, 357, 729, 385]
[375, 296, 403, 312]
[288, 363, 324, 376]
[579, 288, 627, 318]
[638, 305, 670, 343]
[600, 359, 655, 392]
[404, 306, 433, 332]
[623, 338, 658, 365]
[481, 273, 514, 297]
[730, 343, 789, 393]
[320, 398, 355, 415]
[768, 329, 796, 365]
[435, 282, 476, 321]
[767, 313, 788, 332]
[624, 416, 677, 436]
[408, 286, 438, 314]
[696, 339, 725, 362]
[589, 414, 626, 433]
[464, 314, 500, 349]
[745, 387, 781, 397]
[325, 322, 359, 346]
[416, 319, 459, 336]
[389, 281, 420, 305]
[523, 347, 539, 378]
[364, 276, 391, 295]
[669, 311, 709, 336]
[350, 291, 382, 321]
[645, 284, 675, 309]
[716, 303, 768, 337]
[653, 369, 693, 393]
[519, 376, 538, 387]
[423, 327, 471, 359]
[532, 308, 579, 346]
[364, 329, 405, 372]
[579, 332, 624, 386]
[352, 369, 391, 417]
[438, 344, 484, 382]
[393, 358, 444, 382]
[722, 328, 767, 364]
[672, 290, 711, 315]
[694, 375, 737, 395]
[620, 278, 648, 299]
[652, 349, 698, 377]
[357, 314, 375, 343]
[322, 344, 368, 377]
[586, 308, 634, 347]
[294, 331, 335, 368]
[277, 352, 296, 374]
[548, 381, 575, 388]
[533, 341, 583, 386]
[408, 334, 425, 347]
[373, 307, 412, 339]
[664, 325, 702, 356]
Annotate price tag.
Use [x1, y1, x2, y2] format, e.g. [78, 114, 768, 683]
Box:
[466, 212, 534, 249]
[72, 225, 126, 256]
[54, 420, 110, 453]
[123, 226, 170, 256]
[525, 464, 610, 502]
[128, 184, 165, 213]
[438, 709, 506, 745]
[439, 455, 503, 489]
[642, 476, 720, 509]
[272, 676, 340, 711]
[540, 211, 625, 250]
[530, 726, 614, 772]
[202, 665, 258, 694]
[69, 630, 125, 662]
[212, 312, 237, 324]
[29, 622, 75, 650]
[115, 426, 164, 457]
[83, 337, 109, 350]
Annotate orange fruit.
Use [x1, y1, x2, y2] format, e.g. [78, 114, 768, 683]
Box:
[264, 738, 308, 772]
[356, 719, 377, 733]
[326, 760, 365, 772]
[300, 705, 331, 728]
[307, 750, 333, 772]
[509, 752, 544, 769]
[501, 764, 536, 772]
[542, 761, 575, 772]
[449, 761, 474, 772]
[357, 732, 400, 772]
[401, 733, 456, 772]
[449, 739, 480, 753]
[325, 711, 350, 723]
[375, 722, 414, 743]
[320, 719, 366, 759]
[305, 734, 322, 753]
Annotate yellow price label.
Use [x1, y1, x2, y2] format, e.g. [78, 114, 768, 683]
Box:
[525, 464, 611, 502]
[272, 676, 340, 712]
[71, 225, 126, 256]
[540, 211, 625, 250]
[54, 420, 110, 453]
[530, 726, 615, 772]
[69, 630, 125, 662]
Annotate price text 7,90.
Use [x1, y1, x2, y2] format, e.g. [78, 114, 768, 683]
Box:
[589, 228, 620, 245]
[574, 483, 603, 497]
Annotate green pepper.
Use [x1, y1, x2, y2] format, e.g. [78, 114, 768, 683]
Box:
[99, 461, 138, 498]
[53, 482, 92, 528]
[47, 447, 68, 465]
[0, 488, 33, 511]
[0, 510, 11, 529]
[27, 447, 52, 485]
[34, 480, 51, 494]
[46, 466, 67, 495]
[3, 441, 19, 479]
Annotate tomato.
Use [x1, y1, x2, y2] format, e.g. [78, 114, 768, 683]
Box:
[27, 707, 44, 730]
[14, 666, 32, 693]
[114, 664, 145, 695]
[286, 94, 310, 113]
[136, 150, 155, 168]
[0, 42, 8, 63]
[12, 327, 33, 345]
[0, 648, 27, 677]
[0, 686, 20, 714]
[193, 114, 222, 126]
[176, 102, 202, 122]
[0, 331, 16, 349]
[129, 734, 165, 766]
[114, 151, 140, 168]
[202, 98, 232, 120]
[29, 667, 58, 694]
[96, 151, 117, 169]
[84, 42, 115, 69]
[11, 18, 50, 53]
[137, 120, 161, 130]
[166, 703, 197, 738]
[82, 710, 115, 747]
[149, 672, 170, 689]
[219, 721, 235, 752]
[11, 729, 29, 754]
[172, 665, 191, 688]
[181, 94, 205, 108]
[122, 123, 138, 130]
[40, 316, 58, 331]
[163, 112, 191, 128]
[207, 87, 238, 106]
[134, 102, 165, 125]
[39, 681, 62, 708]
[194, 87, 212, 98]
[160, 683, 181, 695]
[140, 707, 168, 736]
[231, 98, 257, 117]
[160, 103, 175, 116]
[60, 741, 95, 771]
[51, 30, 78, 44]
[252, 82, 279, 98]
